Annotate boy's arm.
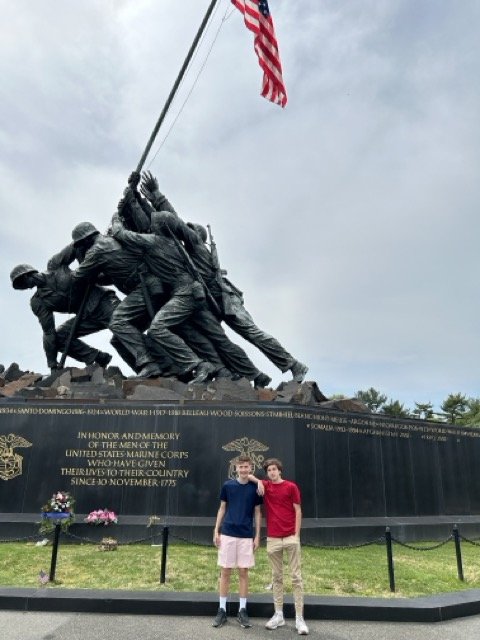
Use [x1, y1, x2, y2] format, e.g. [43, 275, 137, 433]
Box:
[247, 473, 265, 496]
[253, 504, 261, 550]
[213, 501, 226, 547]
[293, 503, 302, 538]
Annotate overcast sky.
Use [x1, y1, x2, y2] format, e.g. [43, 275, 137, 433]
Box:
[1, 0, 479, 410]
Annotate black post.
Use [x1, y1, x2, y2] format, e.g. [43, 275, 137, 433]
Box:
[49, 523, 62, 582]
[453, 525, 464, 581]
[160, 526, 170, 584]
[385, 527, 395, 592]
[136, 0, 220, 173]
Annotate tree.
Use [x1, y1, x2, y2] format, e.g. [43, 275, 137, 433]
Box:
[382, 400, 410, 418]
[355, 388, 387, 413]
[458, 398, 480, 427]
[441, 393, 468, 424]
[412, 402, 434, 420]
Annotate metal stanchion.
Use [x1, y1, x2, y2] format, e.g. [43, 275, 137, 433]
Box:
[453, 525, 464, 581]
[49, 524, 61, 582]
[160, 526, 170, 584]
[385, 527, 395, 592]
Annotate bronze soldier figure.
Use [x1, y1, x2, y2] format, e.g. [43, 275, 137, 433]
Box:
[187, 223, 308, 383]
[10, 245, 119, 372]
[111, 210, 271, 387]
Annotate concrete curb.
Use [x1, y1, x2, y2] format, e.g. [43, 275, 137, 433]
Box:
[1, 588, 480, 622]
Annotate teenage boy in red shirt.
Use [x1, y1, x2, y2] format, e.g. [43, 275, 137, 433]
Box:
[250, 458, 309, 635]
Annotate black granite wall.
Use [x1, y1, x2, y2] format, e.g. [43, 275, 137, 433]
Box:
[0, 402, 478, 524]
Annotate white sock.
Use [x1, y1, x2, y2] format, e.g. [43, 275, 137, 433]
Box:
[239, 597, 247, 610]
[219, 597, 227, 610]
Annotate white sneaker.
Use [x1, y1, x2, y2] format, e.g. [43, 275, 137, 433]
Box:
[265, 611, 285, 629]
[296, 617, 309, 635]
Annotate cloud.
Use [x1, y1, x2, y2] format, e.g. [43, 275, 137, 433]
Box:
[1, 0, 479, 410]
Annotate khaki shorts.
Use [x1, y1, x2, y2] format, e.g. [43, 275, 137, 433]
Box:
[217, 534, 255, 568]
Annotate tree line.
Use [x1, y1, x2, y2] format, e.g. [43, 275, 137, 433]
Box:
[348, 388, 480, 426]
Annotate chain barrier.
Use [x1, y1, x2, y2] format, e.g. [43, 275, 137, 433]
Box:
[390, 535, 453, 551]
[0, 533, 51, 544]
[64, 531, 162, 546]
[169, 532, 212, 547]
[0, 524, 475, 591]
[459, 533, 480, 547]
[303, 536, 385, 550]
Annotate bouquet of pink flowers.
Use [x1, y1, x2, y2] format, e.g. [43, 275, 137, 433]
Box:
[85, 508, 118, 526]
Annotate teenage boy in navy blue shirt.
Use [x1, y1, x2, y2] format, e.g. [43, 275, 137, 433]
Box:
[212, 454, 262, 629]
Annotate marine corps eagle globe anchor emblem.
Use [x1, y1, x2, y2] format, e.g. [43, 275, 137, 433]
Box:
[222, 436, 269, 479]
[0, 434, 32, 481]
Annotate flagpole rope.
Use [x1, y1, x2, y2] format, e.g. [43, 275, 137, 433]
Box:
[135, 0, 222, 173]
[159, 0, 223, 108]
[147, 4, 234, 169]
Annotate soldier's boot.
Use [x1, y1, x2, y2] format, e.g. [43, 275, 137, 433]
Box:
[253, 372, 272, 389]
[94, 351, 113, 368]
[290, 360, 308, 383]
[190, 361, 217, 384]
[138, 362, 164, 378]
[214, 367, 234, 379]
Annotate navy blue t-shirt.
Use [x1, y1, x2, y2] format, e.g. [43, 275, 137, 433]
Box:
[220, 480, 262, 538]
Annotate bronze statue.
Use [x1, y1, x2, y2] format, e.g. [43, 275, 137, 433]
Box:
[188, 223, 308, 383]
[70, 220, 173, 377]
[111, 208, 271, 387]
[10, 245, 119, 372]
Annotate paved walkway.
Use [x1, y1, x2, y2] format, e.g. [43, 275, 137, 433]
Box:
[2, 611, 480, 640]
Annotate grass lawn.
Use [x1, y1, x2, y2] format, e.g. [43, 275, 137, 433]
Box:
[1, 540, 479, 598]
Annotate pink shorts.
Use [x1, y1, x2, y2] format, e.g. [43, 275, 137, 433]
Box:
[217, 534, 255, 568]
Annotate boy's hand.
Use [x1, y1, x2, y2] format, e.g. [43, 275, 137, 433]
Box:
[253, 535, 260, 551]
[256, 480, 265, 496]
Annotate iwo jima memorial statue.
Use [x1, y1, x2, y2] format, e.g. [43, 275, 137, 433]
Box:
[1, 0, 480, 545]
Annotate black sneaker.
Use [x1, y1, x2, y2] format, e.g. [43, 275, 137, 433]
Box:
[212, 607, 227, 628]
[237, 608, 251, 628]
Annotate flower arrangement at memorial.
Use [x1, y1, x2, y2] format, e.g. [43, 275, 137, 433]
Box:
[85, 508, 119, 551]
[39, 491, 75, 534]
[85, 508, 118, 526]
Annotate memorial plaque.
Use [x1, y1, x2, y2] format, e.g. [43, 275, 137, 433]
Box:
[1, 402, 480, 527]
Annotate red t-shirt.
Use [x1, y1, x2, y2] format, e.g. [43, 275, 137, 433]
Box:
[262, 479, 301, 537]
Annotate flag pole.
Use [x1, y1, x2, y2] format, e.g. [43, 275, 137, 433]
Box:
[60, 1, 220, 371]
[135, 0, 221, 173]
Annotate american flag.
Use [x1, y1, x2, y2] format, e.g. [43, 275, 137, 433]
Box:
[231, 0, 287, 107]
[39, 569, 49, 585]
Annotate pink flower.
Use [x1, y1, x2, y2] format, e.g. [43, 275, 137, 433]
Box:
[85, 508, 118, 526]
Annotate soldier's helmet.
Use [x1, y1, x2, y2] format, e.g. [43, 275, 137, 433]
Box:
[10, 264, 38, 289]
[72, 222, 99, 246]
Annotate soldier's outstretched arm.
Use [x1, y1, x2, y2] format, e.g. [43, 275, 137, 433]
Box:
[120, 186, 151, 232]
[47, 243, 77, 271]
[140, 171, 178, 215]
[111, 213, 151, 251]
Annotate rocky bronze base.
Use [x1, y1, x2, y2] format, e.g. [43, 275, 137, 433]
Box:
[0, 361, 368, 411]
